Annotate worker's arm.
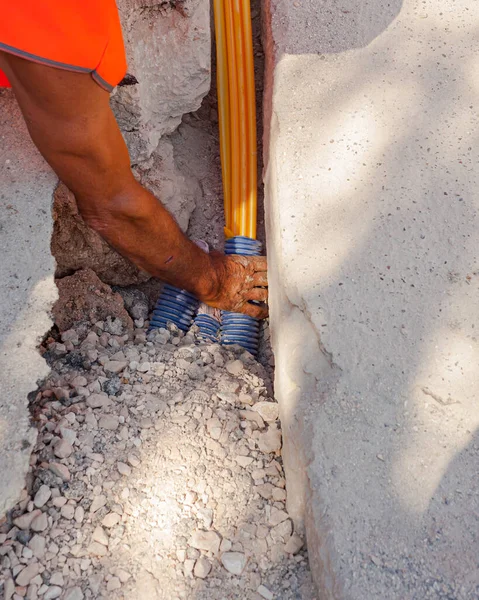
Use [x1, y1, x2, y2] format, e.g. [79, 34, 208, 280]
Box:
[0, 52, 267, 318]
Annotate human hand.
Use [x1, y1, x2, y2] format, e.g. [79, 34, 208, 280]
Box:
[200, 252, 268, 319]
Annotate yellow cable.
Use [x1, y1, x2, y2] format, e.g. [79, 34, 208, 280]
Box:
[213, 0, 232, 232]
[241, 0, 258, 240]
[224, 0, 241, 236]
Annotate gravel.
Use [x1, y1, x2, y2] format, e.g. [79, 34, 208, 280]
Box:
[0, 316, 317, 600]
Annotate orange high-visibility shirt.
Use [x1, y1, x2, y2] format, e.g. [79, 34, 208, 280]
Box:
[0, 0, 127, 91]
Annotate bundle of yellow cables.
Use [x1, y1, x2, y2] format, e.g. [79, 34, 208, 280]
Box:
[213, 0, 257, 241]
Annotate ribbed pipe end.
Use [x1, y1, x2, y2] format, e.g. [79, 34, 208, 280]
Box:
[194, 313, 221, 343]
[149, 284, 199, 333]
[221, 236, 263, 355]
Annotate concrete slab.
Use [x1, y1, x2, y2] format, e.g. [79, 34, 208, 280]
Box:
[0, 90, 57, 515]
[263, 1, 479, 598]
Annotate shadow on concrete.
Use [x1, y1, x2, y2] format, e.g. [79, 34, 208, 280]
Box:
[264, 0, 479, 597]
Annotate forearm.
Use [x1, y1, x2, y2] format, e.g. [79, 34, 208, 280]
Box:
[76, 177, 221, 301]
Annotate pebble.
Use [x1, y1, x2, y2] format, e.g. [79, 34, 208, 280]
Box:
[284, 533, 304, 555]
[60, 504, 75, 520]
[252, 402, 279, 423]
[189, 530, 221, 555]
[28, 535, 46, 560]
[258, 427, 282, 454]
[14, 510, 41, 530]
[92, 526, 109, 546]
[74, 506, 85, 524]
[63, 587, 84, 600]
[99, 415, 120, 430]
[194, 557, 212, 579]
[269, 508, 289, 527]
[43, 586, 63, 600]
[33, 485, 51, 508]
[4, 578, 14, 600]
[102, 513, 121, 528]
[226, 360, 244, 376]
[221, 552, 247, 575]
[16, 563, 40, 586]
[116, 569, 131, 583]
[90, 495, 107, 513]
[86, 394, 109, 409]
[117, 462, 132, 476]
[53, 439, 73, 459]
[87, 541, 108, 557]
[31, 512, 48, 532]
[257, 585, 274, 600]
[48, 463, 70, 481]
[104, 360, 128, 374]
[106, 577, 120, 592]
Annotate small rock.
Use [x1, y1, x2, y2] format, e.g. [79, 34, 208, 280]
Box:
[194, 557, 212, 579]
[252, 402, 279, 423]
[184, 559, 195, 578]
[4, 578, 14, 600]
[87, 541, 108, 557]
[90, 495, 107, 513]
[33, 485, 52, 509]
[92, 526, 109, 546]
[86, 394, 109, 409]
[53, 439, 73, 459]
[29, 535, 46, 560]
[61, 504, 75, 520]
[31, 512, 48, 532]
[190, 530, 221, 555]
[59, 427, 77, 445]
[106, 577, 121, 591]
[236, 455, 254, 468]
[127, 454, 140, 468]
[74, 506, 85, 524]
[217, 392, 237, 405]
[99, 415, 119, 430]
[116, 570, 131, 583]
[44, 587, 62, 600]
[13, 510, 41, 530]
[104, 360, 128, 374]
[256, 483, 274, 500]
[50, 573, 64, 586]
[257, 427, 282, 454]
[269, 508, 289, 527]
[102, 513, 121, 528]
[284, 533, 304, 555]
[48, 463, 70, 482]
[272, 487, 287, 502]
[226, 360, 244, 376]
[257, 585, 274, 600]
[63, 587, 84, 600]
[16, 563, 40, 586]
[117, 462, 131, 477]
[221, 552, 247, 575]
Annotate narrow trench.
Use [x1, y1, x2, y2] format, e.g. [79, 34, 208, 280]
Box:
[0, 3, 318, 599]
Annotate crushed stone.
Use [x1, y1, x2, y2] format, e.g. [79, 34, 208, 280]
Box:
[0, 316, 317, 600]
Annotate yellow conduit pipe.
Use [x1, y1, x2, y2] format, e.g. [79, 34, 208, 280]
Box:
[223, 0, 241, 237]
[241, 0, 258, 240]
[233, 0, 249, 237]
[214, 0, 258, 240]
[213, 0, 232, 235]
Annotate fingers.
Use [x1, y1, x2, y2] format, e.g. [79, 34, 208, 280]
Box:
[245, 288, 268, 303]
[252, 271, 268, 287]
[239, 301, 269, 320]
